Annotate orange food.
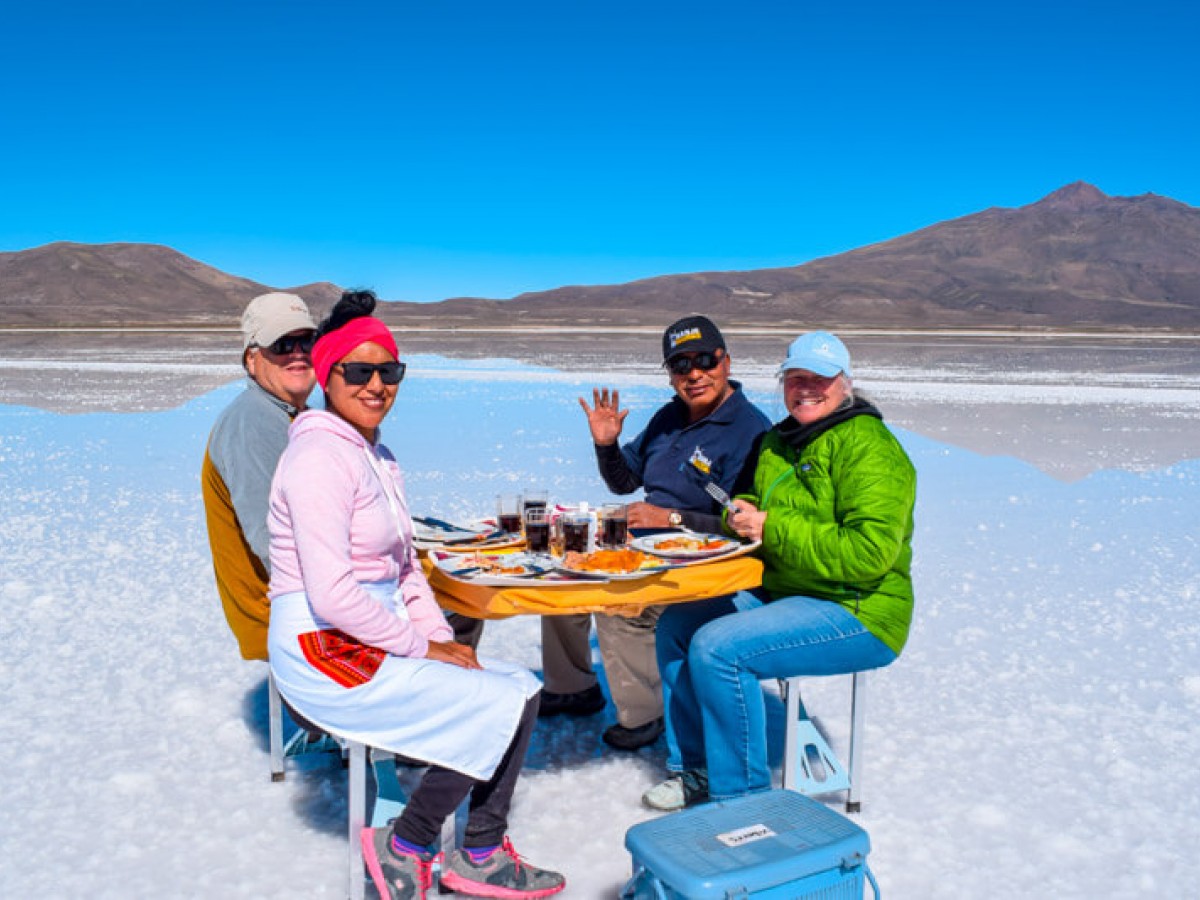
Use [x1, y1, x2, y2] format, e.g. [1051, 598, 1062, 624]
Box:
[563, 548, 651, 574]
[655, 537, 728, 552]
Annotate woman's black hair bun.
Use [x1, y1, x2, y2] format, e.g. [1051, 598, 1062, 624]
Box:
[316, 289, 378, 339]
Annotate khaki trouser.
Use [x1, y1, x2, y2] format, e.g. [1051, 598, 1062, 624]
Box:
[540, 606, 664, 728]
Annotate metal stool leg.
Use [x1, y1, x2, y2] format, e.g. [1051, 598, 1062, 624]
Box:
[268, 670, 285, 782]
[781, 676, 802, 791]
[846, 671, 867, 814]
[348, 742, 367, 900]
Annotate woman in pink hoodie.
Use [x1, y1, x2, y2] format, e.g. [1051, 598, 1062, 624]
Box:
[267, 291, 565, 900]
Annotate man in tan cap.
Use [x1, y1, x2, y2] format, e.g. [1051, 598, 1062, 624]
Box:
[201, 292, 318, 660]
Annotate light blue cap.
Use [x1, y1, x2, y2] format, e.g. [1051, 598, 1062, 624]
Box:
[779, 331, 852, 378]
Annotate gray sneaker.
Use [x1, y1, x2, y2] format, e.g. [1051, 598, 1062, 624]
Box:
[641, 769, 709, 811]
[360, 826, 436, 900]
[440, 837, 566, 898]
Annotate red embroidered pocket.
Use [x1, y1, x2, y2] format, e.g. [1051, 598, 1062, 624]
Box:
[298, 629, 387, 688]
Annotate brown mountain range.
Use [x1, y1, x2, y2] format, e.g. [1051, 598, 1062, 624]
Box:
[0, 242, 341, 327]
[2, 182, 1198, 330]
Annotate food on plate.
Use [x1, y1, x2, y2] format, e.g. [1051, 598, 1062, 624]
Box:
[653, 536, 729, 552]
[563, 548, 653, 575]
[457, 553, 531, 575]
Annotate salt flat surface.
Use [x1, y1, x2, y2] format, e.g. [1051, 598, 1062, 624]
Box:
[1, 353, 1199, 898]
[3, 331, 1198, 480]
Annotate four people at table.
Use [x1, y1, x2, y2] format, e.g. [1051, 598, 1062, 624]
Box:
[206, 299, 915, 894]
[538, 315, 770, 751]
[265, 290, 564, 900]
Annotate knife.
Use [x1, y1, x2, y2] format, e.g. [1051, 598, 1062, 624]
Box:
[412, 515, 472, 532]
[440, 529, 506, 545]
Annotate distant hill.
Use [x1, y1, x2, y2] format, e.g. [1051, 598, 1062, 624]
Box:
[378, 182, 1200, 330]
[3, 182, 1199, 330]
[0, 242, 341, 326]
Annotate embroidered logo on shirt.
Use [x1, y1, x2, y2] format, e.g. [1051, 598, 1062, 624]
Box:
[689, 446, 713, 474]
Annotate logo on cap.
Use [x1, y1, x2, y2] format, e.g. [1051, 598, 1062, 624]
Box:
[669, 327, 702, 350]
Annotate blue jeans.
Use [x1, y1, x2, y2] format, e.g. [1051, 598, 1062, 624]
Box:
[657, 589, 897, 800]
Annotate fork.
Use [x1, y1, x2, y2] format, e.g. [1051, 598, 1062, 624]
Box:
[703, 481, 740, 515]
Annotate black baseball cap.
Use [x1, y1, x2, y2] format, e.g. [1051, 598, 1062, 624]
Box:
[661, 315, 726, 361]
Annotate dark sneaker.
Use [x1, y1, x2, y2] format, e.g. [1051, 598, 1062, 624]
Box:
[440, 837, 566, 898]
[602, 717, 664, 751]
[641, 769, 709, 812]
[536, 684, 606, 718]
[360, 826, 436, 900]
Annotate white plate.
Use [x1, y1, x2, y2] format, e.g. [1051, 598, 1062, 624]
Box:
[433, 552, 552, 586]
[553, 564, 665, 582]
[413, 520, 524, 551]
[554, 554, 671, 581]
[630, 532, 743, 559]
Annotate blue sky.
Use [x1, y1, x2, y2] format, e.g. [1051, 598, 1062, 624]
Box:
[3, 1, 1197, 302]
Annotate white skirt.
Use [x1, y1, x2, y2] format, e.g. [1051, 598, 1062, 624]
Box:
[268, 581, 541, 781]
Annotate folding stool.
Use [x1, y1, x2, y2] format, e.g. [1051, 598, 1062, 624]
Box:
[779, 671, 867, 813]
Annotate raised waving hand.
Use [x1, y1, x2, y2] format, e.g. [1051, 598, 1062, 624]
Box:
[578, 387, 630, 446]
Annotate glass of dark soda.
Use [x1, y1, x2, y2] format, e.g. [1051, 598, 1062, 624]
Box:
[496, 493, 523, 535]
[522, 489, 549, 515]
[562, 513, 591, 554]
[599, 503, 628, 548]
[524, 507, 552, 554]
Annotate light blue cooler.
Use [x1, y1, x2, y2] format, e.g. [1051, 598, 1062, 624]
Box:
[622, 790, 879, 900]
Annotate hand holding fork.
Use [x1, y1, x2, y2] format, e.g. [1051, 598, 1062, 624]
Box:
[703, 482, 766, 542]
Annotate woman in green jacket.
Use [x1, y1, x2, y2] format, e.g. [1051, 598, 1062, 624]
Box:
[643, 331, 917, 811]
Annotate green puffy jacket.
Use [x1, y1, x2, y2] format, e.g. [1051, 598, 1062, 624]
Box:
[740, 411, 916, 655]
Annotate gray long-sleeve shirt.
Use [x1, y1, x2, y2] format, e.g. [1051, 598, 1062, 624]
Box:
[206, 378, 300, 570]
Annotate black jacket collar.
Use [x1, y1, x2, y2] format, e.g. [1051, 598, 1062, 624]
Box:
[774, 396, 882, 454]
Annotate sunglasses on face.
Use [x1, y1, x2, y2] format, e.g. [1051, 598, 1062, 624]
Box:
[665, 350, 723, 376]
[263, 333, 316, 355]
[334, 361, 407, 386]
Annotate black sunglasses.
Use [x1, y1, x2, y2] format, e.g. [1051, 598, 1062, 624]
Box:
[264, 333, 316, 355]
[334, 361, 407, 386]
[665, 350, 723, 376]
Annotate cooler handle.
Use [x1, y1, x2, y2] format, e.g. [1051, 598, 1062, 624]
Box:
[865, 861, 881, 899]
[619, 865, 669, 900]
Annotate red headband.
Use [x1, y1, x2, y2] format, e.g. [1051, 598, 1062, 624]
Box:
[312, 317, 399, 389]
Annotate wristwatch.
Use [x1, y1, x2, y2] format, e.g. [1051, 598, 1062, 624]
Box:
[668, 511, 683, 528]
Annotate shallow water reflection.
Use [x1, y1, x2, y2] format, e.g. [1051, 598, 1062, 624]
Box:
[2, 330, 1198, 481]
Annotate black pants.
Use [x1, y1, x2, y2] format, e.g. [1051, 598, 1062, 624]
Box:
[446, 611, 485, 650]
[391, 695, 539, 849]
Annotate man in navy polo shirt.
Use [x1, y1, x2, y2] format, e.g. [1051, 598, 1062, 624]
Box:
[539, 315, 771, 750]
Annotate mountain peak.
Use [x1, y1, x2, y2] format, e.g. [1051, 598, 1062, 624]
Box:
[1037, 181, 1108, 210]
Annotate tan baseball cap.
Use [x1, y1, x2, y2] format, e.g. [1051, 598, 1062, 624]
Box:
[241, 292, 317, 350]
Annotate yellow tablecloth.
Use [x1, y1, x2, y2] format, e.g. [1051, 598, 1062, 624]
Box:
[423, 555, 763, 620]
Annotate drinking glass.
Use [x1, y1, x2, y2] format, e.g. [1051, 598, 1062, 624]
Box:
[524, 506, 552, 554]
[598, 503, 628, 548]
[562, 512, 592, 554]
[496, 493, 523, 535]
[522, 489, 549, 515]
